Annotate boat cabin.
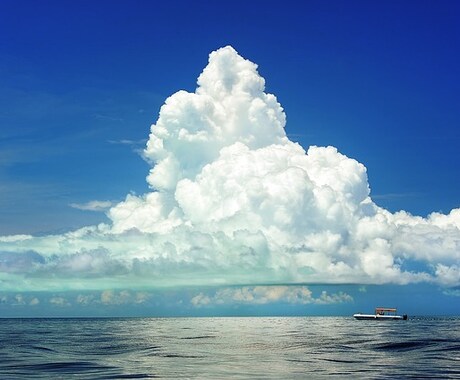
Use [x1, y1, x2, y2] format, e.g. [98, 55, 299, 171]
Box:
[375, 307, 397, 316]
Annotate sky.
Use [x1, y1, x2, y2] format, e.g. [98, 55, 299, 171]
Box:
[0, 0, 459, 317]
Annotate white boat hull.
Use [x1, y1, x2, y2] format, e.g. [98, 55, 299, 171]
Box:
[353, 313, 407, 320]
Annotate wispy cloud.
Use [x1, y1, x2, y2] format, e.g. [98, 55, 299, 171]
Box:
[107, 139, 146, 146]
[443, 288, 460, 297]
[0, 180, 61, 205]
[371, 192, 422, 200]
[69, 200, 114, 212]
[94, 113, 124, 123]
[107, 138, 148, 158]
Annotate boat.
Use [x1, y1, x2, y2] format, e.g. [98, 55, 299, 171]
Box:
[353, 307, 407, 320]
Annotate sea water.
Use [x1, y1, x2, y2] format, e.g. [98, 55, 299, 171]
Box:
[0, 317, 459, 379]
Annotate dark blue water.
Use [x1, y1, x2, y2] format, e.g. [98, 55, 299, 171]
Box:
[0, 317, 459, 379]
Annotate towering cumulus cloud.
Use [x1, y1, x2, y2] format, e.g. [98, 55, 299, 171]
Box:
[1, 46, 459, 291]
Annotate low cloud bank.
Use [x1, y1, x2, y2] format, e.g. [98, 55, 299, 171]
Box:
[191, 286, 353, 307]
[1, 46, 459, 291]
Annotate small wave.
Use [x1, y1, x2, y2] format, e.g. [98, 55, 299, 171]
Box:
[31, 345, 55, 352]
[286, 358, 314, 364]
[374, 340, 432, 351]
[429, 343, 460, 354]
[95, 343, 161, 355]
[162, 354, 203, 358]
[3, 361, 114, 372]
[140, 345, 161, 352]
[102, 374, 159, 379]
[180, 335, 216, 340]
[321, 358, 360, 364]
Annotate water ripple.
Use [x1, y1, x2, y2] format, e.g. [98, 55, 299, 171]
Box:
[0, 316, 459, 379]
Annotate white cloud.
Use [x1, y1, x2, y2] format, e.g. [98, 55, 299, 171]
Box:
[14, 294, 26, 305]
[99, 290, 151, 305]
[49, 296, 70, 307]
[435, 264, 460, 286]
[315, 290, 353, 304]
[190, 293, 212, 306]
[0, 294, 40, 306]
[0, 46, 459, 291]
[190, 286, 353, 307]
[76, 294, 96, 305]
[70, 200, 114, 212]
[101, 290, 130, 305]
[75, 290, 151, 306]
[29, 297, 40, 306]
[443, 288, 460, 297]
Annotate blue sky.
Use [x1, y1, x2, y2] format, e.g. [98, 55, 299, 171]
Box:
[0, 0, 459, 317]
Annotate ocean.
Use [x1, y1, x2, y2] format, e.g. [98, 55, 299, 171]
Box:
[0, 316, 459, 379]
